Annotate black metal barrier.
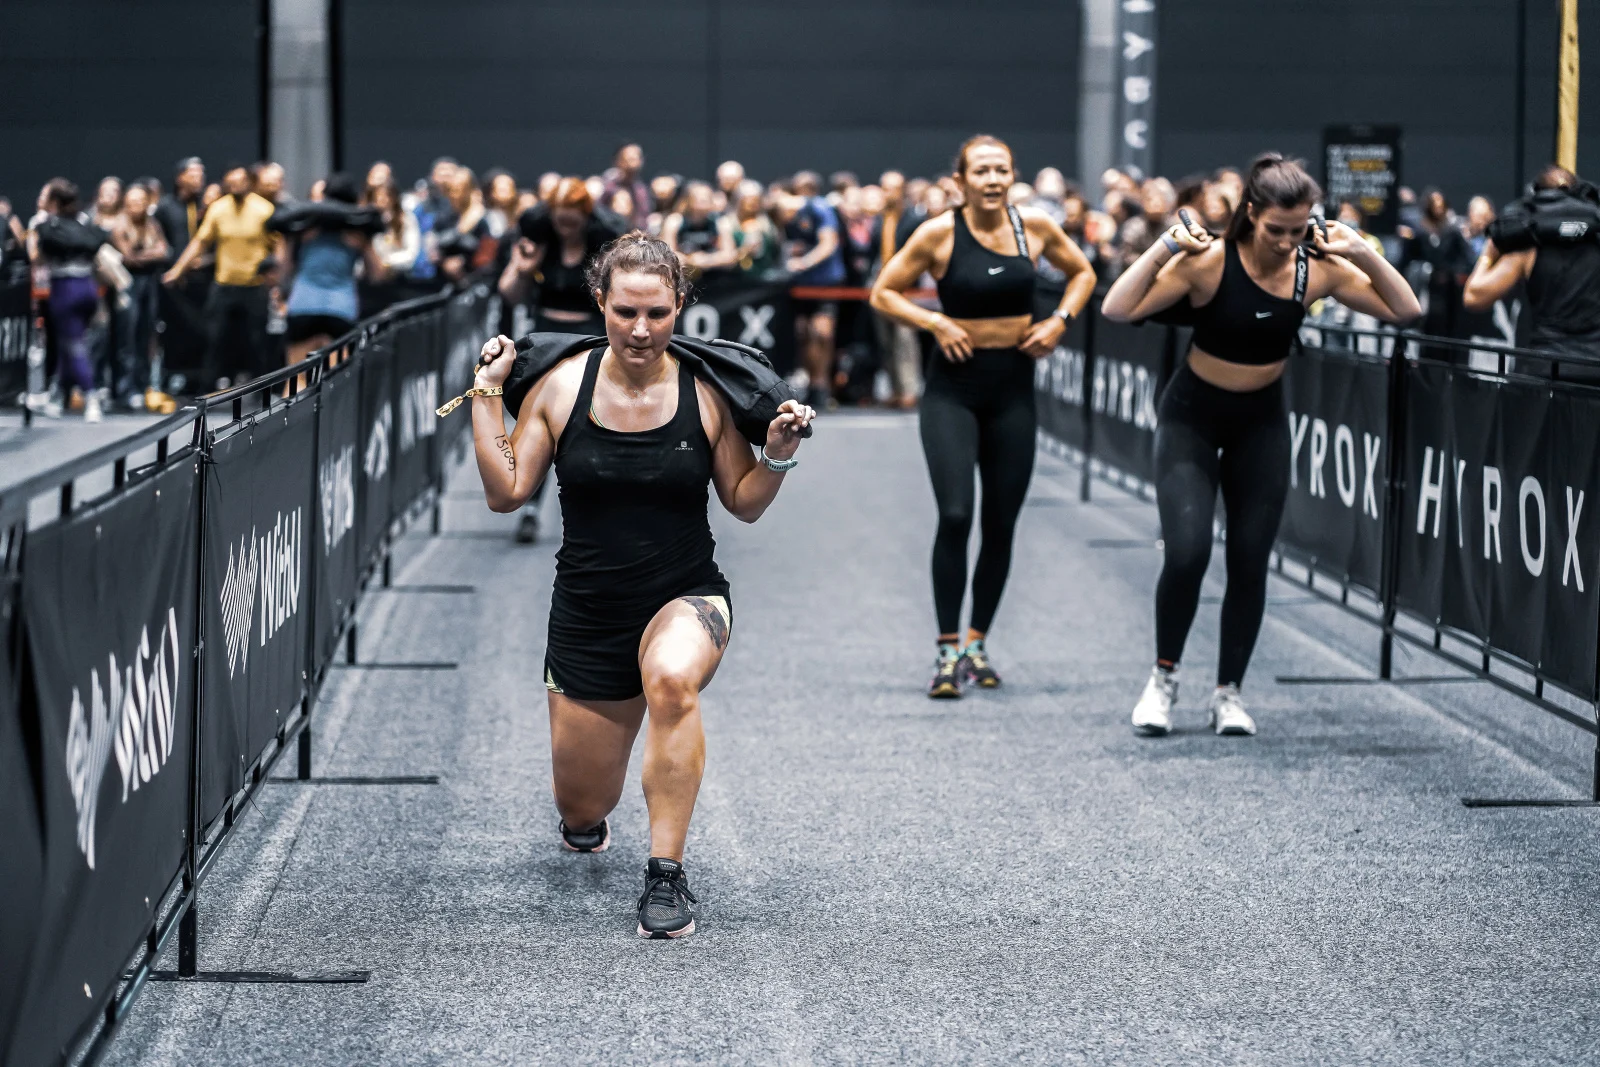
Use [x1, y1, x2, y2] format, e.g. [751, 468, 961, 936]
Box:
[1036, 297, 1600, 799]
[1, 273, 33, 417]
[0, 282, 490, 1066]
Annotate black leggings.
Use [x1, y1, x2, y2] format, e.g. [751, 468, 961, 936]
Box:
[920, 348, 1037, 636]
[1153, 363, 1290, 687]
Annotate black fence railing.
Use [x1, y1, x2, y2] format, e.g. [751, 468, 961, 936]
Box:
[1034, 298, 1600, 800]
[0, 282, 489, 1066]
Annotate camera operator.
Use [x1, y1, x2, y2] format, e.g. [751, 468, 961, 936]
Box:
[1465, 164, 1600, 365]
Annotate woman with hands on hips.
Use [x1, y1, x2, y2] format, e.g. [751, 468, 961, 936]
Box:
[468, 232, 813, 940]
[1102, 152, 1419, 740]
[870, 134, 1096, 699]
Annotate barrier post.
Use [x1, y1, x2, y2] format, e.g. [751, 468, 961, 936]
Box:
[1080, 305, 1096, 503]
[180, 411, 210, 979]
[1376, 345, 1412, 680]
[177, 904, 198, 979]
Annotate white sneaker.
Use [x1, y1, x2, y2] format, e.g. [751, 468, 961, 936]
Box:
[1131, 666, 1178, 736]
[25, 392, 62, 418]
[84, 393, 103, 423]
[1208, 685, 1257, 736]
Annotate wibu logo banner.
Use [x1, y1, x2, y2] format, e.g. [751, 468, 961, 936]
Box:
[220, 534, 259, 677]
[65, 608, 183, 869]
[258, 508, 303, 646]
[218, 508, 304, 679]
[0, 314, 27, 363]
[399, 372, 439, 452]
[365, 400, 392, 482]
[320, 444, 355, 555]
[1035, 344, 1087, 406]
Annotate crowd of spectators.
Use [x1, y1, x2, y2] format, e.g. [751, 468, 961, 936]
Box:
[0, 140, 1548, 420]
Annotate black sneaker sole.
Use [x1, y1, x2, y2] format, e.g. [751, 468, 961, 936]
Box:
[637, 919, 695, 939]
[560, 820, 611, 853]
[928, 681, 962, 699]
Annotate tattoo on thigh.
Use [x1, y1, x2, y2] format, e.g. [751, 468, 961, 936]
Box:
[683, 596, 729, 651]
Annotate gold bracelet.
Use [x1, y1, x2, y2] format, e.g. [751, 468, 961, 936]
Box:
[435, 385, 503, 417]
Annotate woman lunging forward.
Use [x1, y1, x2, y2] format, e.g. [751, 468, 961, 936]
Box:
[469, 233, 814, 938]
[872, 135, 1096, 698]
[1102, 154, 1419, 736]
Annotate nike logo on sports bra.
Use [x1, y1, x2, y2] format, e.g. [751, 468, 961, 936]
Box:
[988, 266, 1004, 275]
[1255, 311, 1272, 318]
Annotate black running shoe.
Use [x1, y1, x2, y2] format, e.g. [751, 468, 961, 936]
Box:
[515, 511, 539, 544]
[559, 817, 610, 853]
[928, 648, 962, 699]
[637, 857, 697, 939]
[960, 643, 1002, 689]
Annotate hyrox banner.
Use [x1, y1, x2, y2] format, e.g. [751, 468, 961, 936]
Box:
[0, 276, 29, 399]
[679, 275, 797, 378]
[1398, 364, 1600, 696]
[1033, 313, 1091, 454]
[200, 401, 315, 828]
[11, 460, 197, 1064]
[1279, 350, 1389, 595]
[314, 361, 362, 668]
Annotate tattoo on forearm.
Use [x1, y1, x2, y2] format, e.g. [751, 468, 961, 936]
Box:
[493, 434, 515, 472]
[683, 596, 730, 651]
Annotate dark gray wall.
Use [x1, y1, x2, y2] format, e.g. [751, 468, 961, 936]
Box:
[0, 1, 260, 207]
[339, 0, 1082, 187]
[1156, 0, 1599, 210]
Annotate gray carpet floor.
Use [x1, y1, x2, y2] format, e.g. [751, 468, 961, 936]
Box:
[104, 410, 1600, 1066]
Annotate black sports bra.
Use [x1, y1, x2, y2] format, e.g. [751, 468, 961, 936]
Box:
[1188, 241, 1309, 366]
[935, 206, 1036, 319]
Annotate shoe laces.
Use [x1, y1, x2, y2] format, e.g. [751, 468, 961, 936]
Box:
[1212, 684, 1246, 716]
[963, 646, 990, 671]
[641, 872, 697, 910]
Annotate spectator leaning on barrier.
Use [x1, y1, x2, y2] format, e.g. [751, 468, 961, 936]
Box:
[110, 182, 173, 412]
[29, 178, 109, 420]
[784, 170, 846, 409]
[163, 162, 281, 390]
[1466, 164, 1600, 362]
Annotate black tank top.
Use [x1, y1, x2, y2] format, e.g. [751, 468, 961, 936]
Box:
[1188, 241, 1309, 365]
[553, 349, 725, 606]
[539, 247, 593, 314]
[935, 206, 1036, 319]
[676, 214, 721, 257]
[1527, 242, 1600, 350]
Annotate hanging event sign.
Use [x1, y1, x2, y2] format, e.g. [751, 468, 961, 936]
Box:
[1323, 125, 1403, 234]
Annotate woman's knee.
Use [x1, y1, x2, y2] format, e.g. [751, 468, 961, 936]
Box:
[936, 505, 974, 542]
[642, 667, 701, 726]
[1159, 532, 1213, 583]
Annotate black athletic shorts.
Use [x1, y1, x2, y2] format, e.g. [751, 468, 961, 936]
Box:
[286, 313, 355, 343]
[544, 581, 733, 701]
